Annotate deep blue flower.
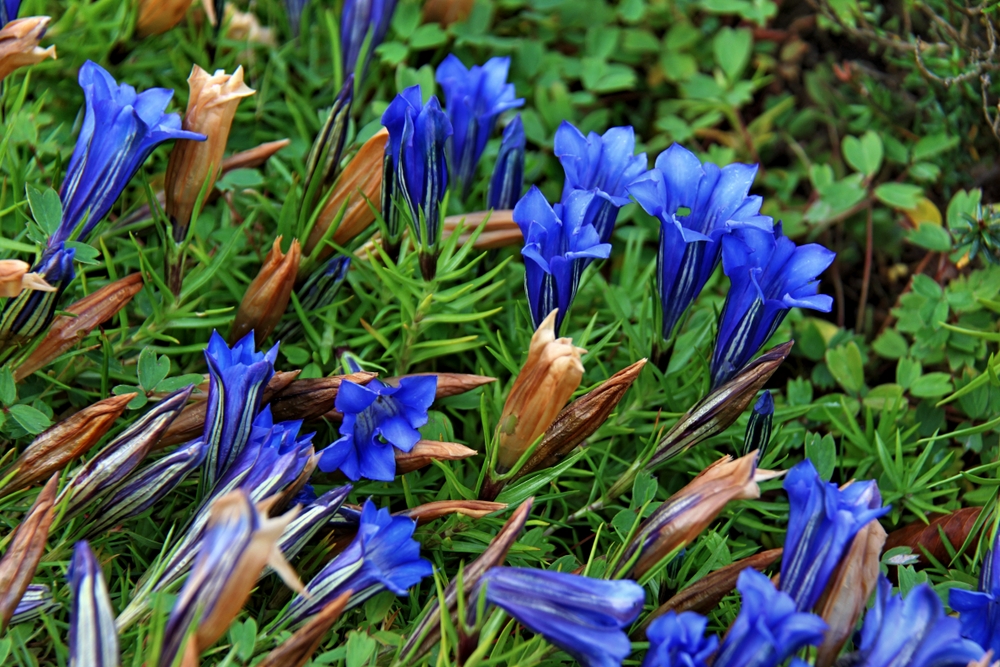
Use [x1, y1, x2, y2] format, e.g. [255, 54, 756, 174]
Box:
[627, 144, 773, 343]
[1, 0, 20, 23]
[488, 114, 525, 210]
[780, 459, 889, 613]
[53, 61, 204, 248]
[555, 122, 647, 244]
[382, 86, 453, 250]
[950, 536, 1000, 655]
[317, 375, 437, 481]
[68, 541, 119, 667]
[855, 576, 984, 667]
[642, 610, 718, 667]
[202, 329, 279, 488]
[279, 498, 433, 626]
[713, 568, 827, 667]
[340, 0, 398, 80]
[514, 186, 612, 334]
[742, 390, 774, 458]
[476, 566, 644, 667]
[0, 243, 75, 348]
[711, 223, 835, 388]
[435, 54, 523, 200]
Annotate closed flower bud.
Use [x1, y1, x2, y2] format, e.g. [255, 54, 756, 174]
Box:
[14, 273, 143, 381]
[494, 310, 584, 473]
[165, 65, 255, 241]
[742, 390, 774, 458]
[257, 592, 352, 667]
[10, 583, 58, 625]
[134, 0, 193, 38]
[648, 340, 793, 470]
[304, 129, 388, 263]
[58, 386, 193, 519]
[0, 393, 134, 497]
[442, 210, 521, 249]
[267, 371, 378, 423]
[68, 541, 119, 667]
[0, 17, 55, 83]
[503, 358, 645, 491]
[395, 440, 478, 475]
[230, 237, 301, 346]
[401, 500, 506, 525]
[0, 474, 58, 633]
[620, 452, 776, 579]
[302, 78, 353, 213]
[158, 491, 304, 667]
[401, 498, 533, 663]
[0, 259, 53, 297]
[814, 516, 887, 667]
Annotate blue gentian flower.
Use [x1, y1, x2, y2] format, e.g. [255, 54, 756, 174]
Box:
[54, 61, 204, 248]
[950, 538, 1000, 655]
[554, 122, 647, 244]
[780, 459, 889, 613]
[68, 541, 119, 667]
[626, 144, 773, 342]
[435, 54, 523, 200]
[476, 566, 645, 667]
[278, 498, 433, 626]
[202, 330, 279, 488]
[742, 390, 774, 458]
[382, 86, 453, 251]
[514, 186, 612, 334]
[642, 610, 718, 667]
[1, 0, 20, 23]
[713, 569, 827, 667]
[0, 243, 75, 348]
[855, 577, 984, 667]
[317, 375, 437, 481]
[711, 223, 835, 388]
[340, 0, 398, 80]
[488, 114, 525, 210]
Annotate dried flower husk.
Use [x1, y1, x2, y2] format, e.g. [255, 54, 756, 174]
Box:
[230, 237, 301, 346]
[395, 440, 478, 475]
[0, 259, 53, 298]
[256, 591, 352, 667]
[134, 0, 194, 38]
[0, 474, 58, 632]
[401, 500, 506, 525]
[0, 18, 55, 82]
[442, 210, 520, 249]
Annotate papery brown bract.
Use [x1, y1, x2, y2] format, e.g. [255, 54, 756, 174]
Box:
[304, 129, 388, 264]
[401, 500, 506, 525]
[0, 474, 58, 632]
[14, 273, 144, 381]
[165, 65, 255, 243]
[442, 210, 522, 249]
[221, 139, 290, 172]
[422, 0, 472, 26]
[395, 440, 478, 474]
[0, 393, 134, 497]
[493, 310, 584, 472]
[134, 0, 193, 37]
[230, 237, 301, 346]
[0, 18, 55, 82]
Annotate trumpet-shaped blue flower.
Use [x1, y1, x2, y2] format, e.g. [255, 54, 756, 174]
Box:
[317, 375, 437, 481]
[711, 224, 834, 388]
[950, 537, 1000, 655]
[54, 61, 204, 247]
[488, 114, 525, 210]
[642, 611, 718, 667]
[514, 186, 612, 334]
[382, 86, 453, 250]
[68, 541, 119, 667]
[713, 569, 827, 667]
[780, 459, 889, 613]
[476, 566, 644, 667]
[555, 122, 647, 244]
[0, 243, 75, 348]
[202, 330, 278, 488]
[627, 144, 773, 343]
[279, 499, 433, 626]
[340, 0, 398, 80]
[854, 577, 984, 667]
[435, 55, 523, 200]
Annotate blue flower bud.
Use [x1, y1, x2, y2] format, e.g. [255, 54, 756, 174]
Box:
[0, 243, 75, 349]
[340, 0, 398, 81]
[488, 115, 525, 211]
[68, 541, 119, 667]
[742, 390, 774, 458]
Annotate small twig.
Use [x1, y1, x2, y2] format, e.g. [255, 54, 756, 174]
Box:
[856, 206, 873, 335]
